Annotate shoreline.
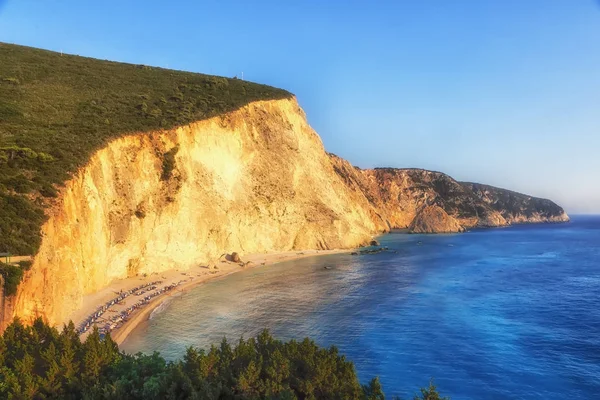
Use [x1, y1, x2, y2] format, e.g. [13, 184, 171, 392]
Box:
[110, 263, 240, 345]
[71, 249, 349, 346]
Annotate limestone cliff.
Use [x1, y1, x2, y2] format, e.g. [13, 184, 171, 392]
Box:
[328, 159, 509, 230]
[10, 98, 387, 327]
[462, 182, 570, 223]
[327, 157, 568, 231]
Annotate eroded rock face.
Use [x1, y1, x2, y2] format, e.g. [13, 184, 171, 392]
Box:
[408, 205, 465, 233]
[462, 183, 570, 224]
[327, 159, 508, 230]
[11, 98, 387, 327]
[327, 157, 568, 232]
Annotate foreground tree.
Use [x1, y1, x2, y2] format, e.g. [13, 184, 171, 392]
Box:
[414, 380, 449, 400]
[0, 318, 449, 399]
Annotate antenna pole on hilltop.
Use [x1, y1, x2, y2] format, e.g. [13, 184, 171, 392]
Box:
[241, 71, 244, 80]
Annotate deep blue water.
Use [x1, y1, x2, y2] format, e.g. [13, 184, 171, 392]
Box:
[122, 216, 600, 399]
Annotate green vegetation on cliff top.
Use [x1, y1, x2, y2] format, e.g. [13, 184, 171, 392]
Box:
[0, 42, 291, 255]
[0, 260, 31, 296]
[0, 319, 448, 399]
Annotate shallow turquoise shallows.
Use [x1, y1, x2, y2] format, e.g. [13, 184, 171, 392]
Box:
[121, 216, 600, 399]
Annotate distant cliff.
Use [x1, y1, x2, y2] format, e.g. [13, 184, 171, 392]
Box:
[327, 159, 567, 233]
[0, 43, 568, 330]
[462, 182, 570, 224]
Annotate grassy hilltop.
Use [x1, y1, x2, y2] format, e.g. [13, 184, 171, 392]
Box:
[0, 42, 291, 256]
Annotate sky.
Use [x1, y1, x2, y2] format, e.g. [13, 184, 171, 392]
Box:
[0, 0, 599, 213]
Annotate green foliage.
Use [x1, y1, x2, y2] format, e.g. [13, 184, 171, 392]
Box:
[0, 262, 25, 296]
[0, 319, 448, 399]
[161, 145, 179, 181]
[1, 77, 20, 85]
[0, 258, 32, 296]
[0, 192, 45, 255]
[0, 42, 291, 257]
[364, 377, 385, 400]
[413, 380, 449, 400]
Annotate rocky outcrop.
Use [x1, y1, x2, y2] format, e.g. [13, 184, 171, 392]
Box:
[327, 158, 568, 232]
[462, 183, 570, 224]
[409, 205, 465, 233]
[230, 253, 242, 263]
[328, 160, 504, 229]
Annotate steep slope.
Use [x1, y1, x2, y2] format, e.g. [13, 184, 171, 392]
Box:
[328, 155, 567, 231]
[9, 98, 387, 327]
[328, 157, 509, 229]
[462, 182, 570, 224]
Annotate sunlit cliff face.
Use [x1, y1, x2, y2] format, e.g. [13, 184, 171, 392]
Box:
[11, 98, 387, 327]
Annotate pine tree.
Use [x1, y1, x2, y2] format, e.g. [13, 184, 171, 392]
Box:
[12, 353, 39, 398]
[413, 379, 449, 400]
[58, 322, 82, 391]
[82, 327, 106, 385]
[40, 341, 63, 395]
[364, 377, 385, 400]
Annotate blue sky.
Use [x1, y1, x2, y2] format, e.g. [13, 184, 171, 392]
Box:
[1, 0, 599, 213]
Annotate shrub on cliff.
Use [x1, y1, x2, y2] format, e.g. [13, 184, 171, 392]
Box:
[0, 262, 25, 296]
[0, 192, 45, 255]
[0, 319, 448, 399]
[161, 145, 179, 181]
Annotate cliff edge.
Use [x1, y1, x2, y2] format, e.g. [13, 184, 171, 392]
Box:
[10, 98, 387, 327]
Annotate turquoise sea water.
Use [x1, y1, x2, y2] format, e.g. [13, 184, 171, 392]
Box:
[121, 216, 600, 399]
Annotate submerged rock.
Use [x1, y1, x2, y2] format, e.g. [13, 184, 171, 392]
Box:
[359, 246, 390, 255]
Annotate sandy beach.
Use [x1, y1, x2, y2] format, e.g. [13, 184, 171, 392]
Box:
[69, 249, 349, 345]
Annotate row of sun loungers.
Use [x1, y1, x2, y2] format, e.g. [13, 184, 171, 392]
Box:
[76, 280, 163, 334]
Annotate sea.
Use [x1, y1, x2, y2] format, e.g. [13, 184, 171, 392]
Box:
[121, 216, 600, 399]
